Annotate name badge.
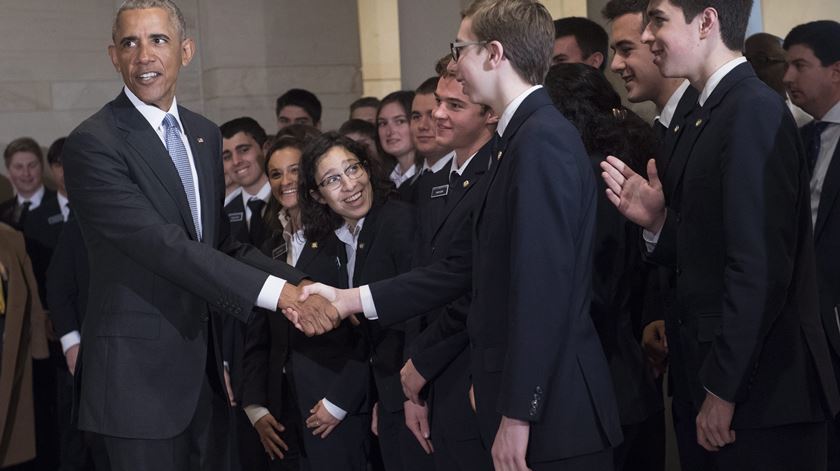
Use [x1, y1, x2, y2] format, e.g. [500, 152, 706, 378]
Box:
[430, 184, 449, 199]
[272, 243, 287, 260]
[47, 214, 64, 225]
[227, 211, 244, 223]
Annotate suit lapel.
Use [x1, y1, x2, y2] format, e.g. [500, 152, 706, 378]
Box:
[814, 144, 840, 240]
[180, 108, 216, 245]
[113, 93, 198, 240]
[663, 63, 753, 199]
[475, 89, 550, 231]
[352, 203, 381, 288]
[432, 143, 491, 243]
[659, 85, 699, 179]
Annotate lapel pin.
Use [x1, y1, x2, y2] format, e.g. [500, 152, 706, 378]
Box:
[197, 137, 204, 143]
[673, 125, 680, 133]
[695, 118, 703, 127]
[359, 242, 365, 249]
[497, 151, 503, 160]
[310, 242, 318, 249]
[463, 180, 470, 188]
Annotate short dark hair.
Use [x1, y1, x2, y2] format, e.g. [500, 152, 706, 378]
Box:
[220, 117, 268, 148]
[462, 0, 555, 85]
[783, 20, 840, 67]
[275, 88, 322, 123]
[350, 96, 380, 113]
[265, 124, 322, 151]
[298, 132, 393, 242]
[415, 76, 440, 95]
[601, 0, 649, 22]
[666, 0, 752, 51]
[4, 137, 43, 166]
[553, 17, 609, 71]
[339, 119, 377, 141]
[47, 137, 67, 166]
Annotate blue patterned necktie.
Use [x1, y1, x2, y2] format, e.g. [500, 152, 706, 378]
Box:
[162, 113, 201, 240]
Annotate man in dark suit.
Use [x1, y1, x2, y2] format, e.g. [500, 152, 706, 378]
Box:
[398, 77, 454, 204]
[218, 116, 274, 471]
[291, 1, 623, 469]
[399, 60, 496, 471]
[783, 19, 840, 469]
[62, 2, 335, 469]
[602, 1, 840, 470]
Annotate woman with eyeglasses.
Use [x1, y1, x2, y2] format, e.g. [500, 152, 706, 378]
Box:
[240, 133, 372, 471]
[298, 132, 430, 471]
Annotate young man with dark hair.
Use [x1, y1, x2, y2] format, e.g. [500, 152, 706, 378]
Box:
[399, 59, 497, 471]
[783, 19, 840, 470]
[401, 76, 454, 203]
[276, 88, 322, 130]
[552, 16, 608, 71]
[349, 96, 380, 124]
[291, 1, 623, 469]
[602, 2, 840, 470]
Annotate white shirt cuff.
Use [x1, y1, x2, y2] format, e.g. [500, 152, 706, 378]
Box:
[642, 228, 661, 253]
[244, 404, 271, 426]
[322, 397, 348, 421]
[359, 285, 378, 320]
[60, 331, 81, 354]
[256, 276, 287, 311]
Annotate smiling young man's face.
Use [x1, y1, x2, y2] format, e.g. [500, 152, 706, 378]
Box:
[610, 12, 666, 103]
[109, 7, 193, 110]
[642, 0, 702, 79]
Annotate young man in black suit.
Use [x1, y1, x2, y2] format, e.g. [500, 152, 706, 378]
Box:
[399, 59, 497, 470]
[602, 1, 840, 470]
[62, 1, 336, 469]
[783, 19, 840, 469]
[290, 1, 623, 469]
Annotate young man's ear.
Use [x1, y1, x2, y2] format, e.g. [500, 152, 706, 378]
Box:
[486, 41, 505, 67]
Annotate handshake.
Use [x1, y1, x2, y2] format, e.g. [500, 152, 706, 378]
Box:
[277, 281, 364, 335]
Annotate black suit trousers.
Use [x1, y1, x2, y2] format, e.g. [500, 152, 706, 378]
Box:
[99, 374, 227, 471]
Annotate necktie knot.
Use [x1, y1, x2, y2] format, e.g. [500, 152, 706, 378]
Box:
[449, 171, 460, 186]
[247, 198, 266, 214]
[162, 113, 180, 132]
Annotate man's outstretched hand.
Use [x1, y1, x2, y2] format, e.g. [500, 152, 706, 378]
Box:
[277, 282, 341, 336]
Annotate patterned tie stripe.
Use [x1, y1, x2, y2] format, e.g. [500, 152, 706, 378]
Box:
[162, 113, 202, 240]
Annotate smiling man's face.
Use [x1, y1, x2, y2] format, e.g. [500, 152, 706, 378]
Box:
[109, 7, 194, 110]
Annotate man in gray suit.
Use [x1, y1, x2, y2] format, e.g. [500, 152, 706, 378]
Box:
[63, 1, 336, 469]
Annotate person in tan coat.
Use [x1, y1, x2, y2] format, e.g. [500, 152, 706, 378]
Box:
[0, 222, 49, 468]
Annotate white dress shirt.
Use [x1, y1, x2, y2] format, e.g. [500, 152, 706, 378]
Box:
[241, 181, 271, 228]
[810, 100, 840, 227]
[15, 185, 45, 211]
[656, 80, 691, 129]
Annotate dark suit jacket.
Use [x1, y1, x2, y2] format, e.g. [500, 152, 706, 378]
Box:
[62, 91, 308, 439]
[46, 216, 89, 339]
[803, 119, 840, 386]
[351, 199, 416, 413]
[221, 193, 270, 398]
[0, 188, 65, 307]
[367, 89, 623, 463]
[407, 140, 491, 442]
[241, 234, 369, 421]
[648, 63, 839, 427]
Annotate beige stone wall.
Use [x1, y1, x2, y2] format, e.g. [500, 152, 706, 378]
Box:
[0, 0, 363, 181]
[762, 0, 840, 38]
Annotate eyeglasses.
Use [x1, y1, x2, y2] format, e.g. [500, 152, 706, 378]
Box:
[450, 40, 487, 62]
[318, 161, 366, 190]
